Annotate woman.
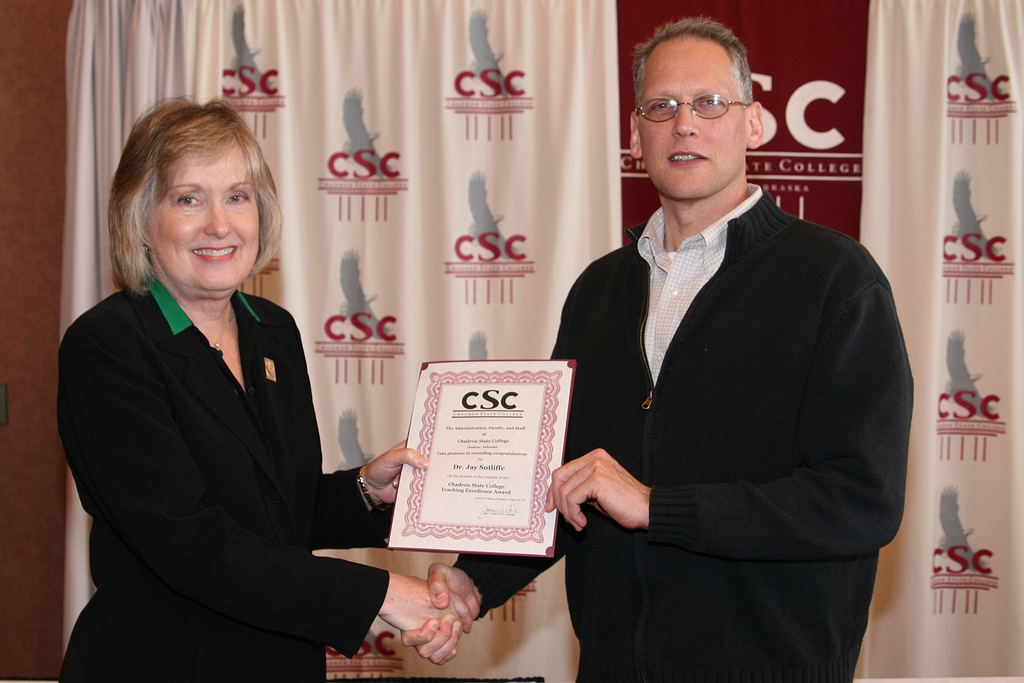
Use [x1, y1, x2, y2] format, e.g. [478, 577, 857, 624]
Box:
[57, 99, 465, 681]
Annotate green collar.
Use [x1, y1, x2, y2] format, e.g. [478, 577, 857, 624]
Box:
[148, 280, 260, 335]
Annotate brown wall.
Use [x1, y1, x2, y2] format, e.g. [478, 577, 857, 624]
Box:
[0, 0, 75, 678]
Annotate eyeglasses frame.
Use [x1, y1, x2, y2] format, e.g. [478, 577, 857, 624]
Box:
[635, 95, 751, 122]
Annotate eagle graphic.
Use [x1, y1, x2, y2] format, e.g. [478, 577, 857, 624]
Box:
[468, 171, 518, 259]
[956, 13, 993, 100]
[939, 487, 972, 552]
[469, 331, 488, 360]
[952, 171, 987, 239]
[230, 7, 264, 90]
[342, 89, 384, 178]
[339, 250, 389, 339]
[337, 409, 367, 470]
[945, 330, 982, 415]
[468, 9, 509, 97]
[939, 487, 985, 570]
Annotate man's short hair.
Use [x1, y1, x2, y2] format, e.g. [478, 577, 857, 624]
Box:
[632, 17, 753, 107]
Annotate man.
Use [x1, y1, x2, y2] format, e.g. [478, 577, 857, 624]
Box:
[424, 17, 912, 682]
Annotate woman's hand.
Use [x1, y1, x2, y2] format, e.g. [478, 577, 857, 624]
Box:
[379, 572, 467, 665]
[360, 441, 428, 508]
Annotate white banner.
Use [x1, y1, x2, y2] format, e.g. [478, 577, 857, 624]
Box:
[860, 0, 1024, 676]
[62, 0, 193, 645]
[190, 0, 619, 678]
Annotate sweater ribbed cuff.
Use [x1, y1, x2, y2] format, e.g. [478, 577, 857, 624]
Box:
[646, 485, 698, 547]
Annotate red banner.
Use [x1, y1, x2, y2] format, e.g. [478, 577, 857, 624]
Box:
[617, 1, 870, 240]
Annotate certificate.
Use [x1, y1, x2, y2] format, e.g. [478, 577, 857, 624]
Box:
[388, 359, 575, 557]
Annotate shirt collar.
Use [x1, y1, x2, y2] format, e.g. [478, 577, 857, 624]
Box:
[148, 280, 260, 335]
[638, 184, 763, 269]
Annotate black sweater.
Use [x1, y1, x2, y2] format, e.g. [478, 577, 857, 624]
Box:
[457, 194, 913, 682]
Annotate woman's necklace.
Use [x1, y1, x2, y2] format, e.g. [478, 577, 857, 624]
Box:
[185, 304, 232, 359]
[210, 317, 231, 357]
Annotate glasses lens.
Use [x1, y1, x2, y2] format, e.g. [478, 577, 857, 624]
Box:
[692, 95, 730, 119]
[641, 99, 678, 122]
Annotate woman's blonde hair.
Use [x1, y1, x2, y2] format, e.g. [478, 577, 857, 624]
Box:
[108, 98, 282, 294]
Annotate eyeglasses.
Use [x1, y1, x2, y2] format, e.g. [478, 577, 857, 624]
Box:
[636, 95, 750, 121]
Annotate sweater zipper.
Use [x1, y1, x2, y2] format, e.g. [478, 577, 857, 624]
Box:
[638, 259, 655, 410]
[635, 250, 655, 680]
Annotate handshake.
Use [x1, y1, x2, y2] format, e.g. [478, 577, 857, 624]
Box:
[378, 562, 482, 665]
[363, 444, 651, 665]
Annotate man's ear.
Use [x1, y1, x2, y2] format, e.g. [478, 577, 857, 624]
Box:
[629, 110, 643, 159]
[746, 101, 765, 151]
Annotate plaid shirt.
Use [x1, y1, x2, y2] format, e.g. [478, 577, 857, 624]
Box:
[638, 185, 762, 383]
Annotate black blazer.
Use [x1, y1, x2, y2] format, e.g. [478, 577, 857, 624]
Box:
[58, 289, 391, 682]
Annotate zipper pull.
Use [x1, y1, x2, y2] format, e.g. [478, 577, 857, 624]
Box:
[641, 391, 652, 410]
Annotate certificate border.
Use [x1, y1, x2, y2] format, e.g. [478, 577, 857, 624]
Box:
[398, 368, 565, 544]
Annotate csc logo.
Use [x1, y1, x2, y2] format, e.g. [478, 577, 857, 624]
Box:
[937, 391, 999, 420]
[943, 234, 1005, 262]
[326, 630, 397, 658]
[328, 150, 400, 179]
[947, 74, 1011, 102]
[222, 66, 279, 96]
[455, 234, 525, 261]
[933, 546, 993, 574]
[357, 630, 397, 657]
[324, 314, 397, 342]
[462, 390, 518, 410]
[753, 75, 846, 150]
[454, 69, 526, 97]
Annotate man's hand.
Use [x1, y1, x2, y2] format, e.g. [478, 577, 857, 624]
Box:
[399, 563, 481, 663]
[426, 562, 481, 632]
[546, 448, 650, 532]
